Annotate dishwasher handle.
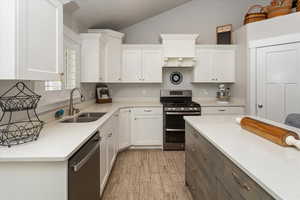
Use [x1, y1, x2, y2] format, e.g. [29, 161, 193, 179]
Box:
[72, 141, 100, 172]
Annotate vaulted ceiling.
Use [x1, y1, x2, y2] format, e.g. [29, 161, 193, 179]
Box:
[66, 0, 192, 30]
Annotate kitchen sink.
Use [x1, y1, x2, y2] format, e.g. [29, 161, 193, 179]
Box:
[61, 112, 107, 123]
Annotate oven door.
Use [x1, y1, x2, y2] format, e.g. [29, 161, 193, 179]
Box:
[164, 112, 201, 150]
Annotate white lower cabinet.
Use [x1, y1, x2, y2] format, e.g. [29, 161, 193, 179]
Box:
[99, 114, 117, 196]
[202, 106, 245, 115]
[131, 108, 163, 146]
[99, 130, 108, 194]
[118, 109, 132, 150]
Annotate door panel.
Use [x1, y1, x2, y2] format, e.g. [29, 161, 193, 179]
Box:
[257, 43, 300, 123]
[213, 49, 235, 82]
[142, 50, 162, 82]
[122, 49, 142, 82]
[132, 115, 163, 146]
[20, 0, 63, 80]
[194, 49, 214, 82]
[106, 38, 122, 82]
[118, 109, 131, 149]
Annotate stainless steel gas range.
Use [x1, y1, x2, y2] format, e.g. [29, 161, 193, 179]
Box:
[160, 90, 201, 151]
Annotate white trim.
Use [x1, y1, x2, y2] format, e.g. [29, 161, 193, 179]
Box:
[88, 29, 124, 39]
[64, 25, 81, 45]
[249, 33, 300, 49]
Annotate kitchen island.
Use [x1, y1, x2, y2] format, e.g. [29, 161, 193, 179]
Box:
[184, 115, 300, 200]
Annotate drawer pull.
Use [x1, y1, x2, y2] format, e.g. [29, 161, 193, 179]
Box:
[218, 109, 226, 112]
[232, 172, 251, 191]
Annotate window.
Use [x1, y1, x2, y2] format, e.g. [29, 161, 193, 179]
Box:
[45, 27, 80, 91]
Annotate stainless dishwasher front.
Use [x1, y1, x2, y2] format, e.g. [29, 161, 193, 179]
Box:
[68, 132, 100, 200]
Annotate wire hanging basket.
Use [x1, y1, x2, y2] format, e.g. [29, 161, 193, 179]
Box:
[0, 82, 45, 147]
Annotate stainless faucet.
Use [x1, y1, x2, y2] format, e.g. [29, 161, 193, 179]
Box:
[69, 88, 85, 116]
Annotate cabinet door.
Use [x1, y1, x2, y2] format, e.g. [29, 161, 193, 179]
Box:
[81, 34, 101, 82]
[105, 37, 122, 82]
[113, 113, 119, 156]
[107, 131, 114, 170]
[193, 49, 214, 82]
[118, 109, 131, 149]
[257, 43, 300, 123]
[19, 0, 63, 80]
[213, 49, 236, 82]
[132, 115, 163, 146]
[100, 133, 107, 193]
[142, 49, 163, 82]
[122, 49, 142, 82]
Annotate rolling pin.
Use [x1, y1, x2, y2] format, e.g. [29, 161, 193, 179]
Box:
[236, 117, 300, 149]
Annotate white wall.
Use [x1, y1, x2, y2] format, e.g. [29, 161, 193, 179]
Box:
[120, 0, 269, 44]
[63, 7, 87, 33]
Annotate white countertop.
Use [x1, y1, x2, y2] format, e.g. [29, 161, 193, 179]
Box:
[184, 115, 300, 200]
[193, 98, 245, 107]
[0, 102, 162, 162]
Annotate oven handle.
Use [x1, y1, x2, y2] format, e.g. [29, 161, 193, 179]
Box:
[72, 141, 100, 172]
[166, 129, 185, 132]
[166, 112, 201, 115]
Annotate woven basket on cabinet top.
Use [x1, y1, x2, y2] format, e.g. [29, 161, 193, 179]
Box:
[244, 5, 267, 25]
[297, 0, 300, 12]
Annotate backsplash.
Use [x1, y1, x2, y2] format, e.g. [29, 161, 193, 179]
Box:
[0, 80, 96, 122]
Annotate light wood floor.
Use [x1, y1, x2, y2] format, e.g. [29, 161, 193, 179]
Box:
[101, 150, 193, 200]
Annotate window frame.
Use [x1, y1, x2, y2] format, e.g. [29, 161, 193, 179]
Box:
[44, 26, 81, 92]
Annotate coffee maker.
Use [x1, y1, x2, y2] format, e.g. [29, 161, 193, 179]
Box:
[216, 84, 231, 103]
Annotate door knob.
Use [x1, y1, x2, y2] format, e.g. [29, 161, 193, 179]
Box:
[258, 104, 263, 108]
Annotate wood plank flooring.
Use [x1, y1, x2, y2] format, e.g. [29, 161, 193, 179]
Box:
[101, 150, 193, 200]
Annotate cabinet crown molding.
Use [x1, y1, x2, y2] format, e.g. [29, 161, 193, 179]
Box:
[88, 29, 124, 39]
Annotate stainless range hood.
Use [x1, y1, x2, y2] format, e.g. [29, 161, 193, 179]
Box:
[160, 34, 199, 67]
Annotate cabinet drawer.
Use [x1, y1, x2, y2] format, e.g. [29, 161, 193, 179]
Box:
[202, 106, 244, 115]
[219, 156, 274, 200]
[132, 107, 162, 115]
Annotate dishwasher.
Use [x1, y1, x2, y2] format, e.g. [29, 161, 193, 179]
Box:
[68, 132, 100, 200]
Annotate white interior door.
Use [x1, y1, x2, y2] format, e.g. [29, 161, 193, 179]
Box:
[257, 42, 300, 123]
[142, 49, 163, 82]
[20, 0, 63, 80]
[122, 49, 142, 82]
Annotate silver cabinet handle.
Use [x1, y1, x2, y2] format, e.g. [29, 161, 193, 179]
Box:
[144, 109, 152, 112]
[218, 109, 226, 112]
[166, 129, 185, 132]
[166, 112, 201, 115]
[72, 142, 100, 172]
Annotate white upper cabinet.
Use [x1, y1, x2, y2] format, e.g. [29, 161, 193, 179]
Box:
[81, 30, 124, 83]
[122, 48, 143, 82]
[122, 45, 163, 83]
[80, 34, 102, 82]
[193, 45, 236, 83]
[0, 0, 63, 80]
